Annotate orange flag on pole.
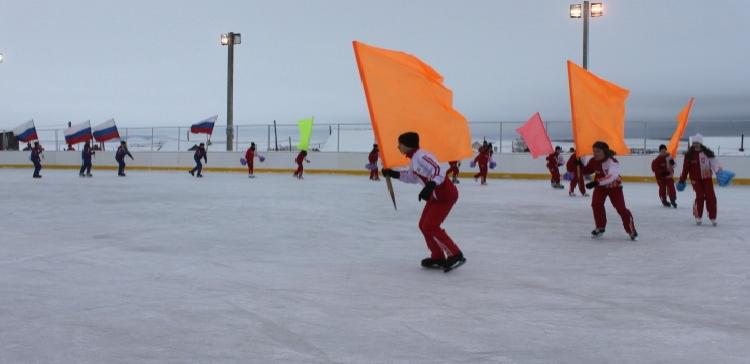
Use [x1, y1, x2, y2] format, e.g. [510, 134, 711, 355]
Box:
[667, 98, 695, 158]
[567, 61, 630, 156]
[516, 112, 553, 159]
[352, 41, 473, 168]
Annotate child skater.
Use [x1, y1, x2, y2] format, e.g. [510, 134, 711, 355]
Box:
[244, 142, 264, 178]
[677, 134, 723, 226]
[381, 132, 466, 272]
[115, 141, 134, 177]
[79, 140, 95, 177]
[581, 141, 638, 241]
[651, 144, 677, 208]
[448, 161, 460, 184]
[566, 147, 587, 197]
[546, 146, 565, 189]
[30, 141, 44, 178]
[367, 144, 380, 181]
[472, 143, 489, 185]
[293, 150, 310, 179]
[189, 142, 207, 178]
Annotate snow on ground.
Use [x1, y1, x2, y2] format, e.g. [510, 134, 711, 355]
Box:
[1, 168, 749, 363]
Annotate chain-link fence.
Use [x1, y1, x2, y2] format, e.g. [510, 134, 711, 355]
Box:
[2, 120, 748, 156]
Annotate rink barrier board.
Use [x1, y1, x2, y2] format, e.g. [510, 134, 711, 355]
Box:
[1, 163, 749, 185]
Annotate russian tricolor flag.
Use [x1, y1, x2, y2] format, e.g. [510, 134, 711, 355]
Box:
[13, 120, 38, 143]
[191, 115, 218, 135]
[64, 121, 93, 145]
[93, 119, 120, 142]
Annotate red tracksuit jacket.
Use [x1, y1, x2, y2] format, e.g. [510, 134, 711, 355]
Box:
[651, 155, 674, 180]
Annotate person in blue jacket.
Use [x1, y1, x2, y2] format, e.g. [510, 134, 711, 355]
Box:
[79, 140, 95, 177]
[116, 141, 134, 177]
[30, 141, 43, 178]
[189, 142, 207, 178]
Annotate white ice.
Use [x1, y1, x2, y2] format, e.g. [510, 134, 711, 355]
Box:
[1, 168, 749, 363]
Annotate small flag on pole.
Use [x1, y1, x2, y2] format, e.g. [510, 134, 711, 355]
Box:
[516, 112, 554, 159]
[12, 120, 38, 143]
[64, 121, 93, 145]
[93, 118, 121, 142]
[297, 117, 314, 151]
[190, 115, 218, 135]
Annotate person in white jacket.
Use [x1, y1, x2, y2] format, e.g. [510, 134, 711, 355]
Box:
[382, 132, 466, 272]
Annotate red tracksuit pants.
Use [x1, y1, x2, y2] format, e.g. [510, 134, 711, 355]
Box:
[691, 178, 717, 220]
[419, 181, 462, 259]
[247, 161, 254, 175]
[569, 172, 585, 194]
[448, 165, 459, 180]
[294, 163, 303, 177]
[548, 167, 560, 185]
[591, 186, 636, 234]
[474, 164, 488, 184]
[369, 168, 379, 180]
[656, 177, 676, 202]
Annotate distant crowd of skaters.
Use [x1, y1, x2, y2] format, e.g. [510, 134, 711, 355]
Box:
[22, 132, 728, 254]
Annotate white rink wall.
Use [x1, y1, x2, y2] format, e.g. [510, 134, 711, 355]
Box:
[1, 151, 750, 181]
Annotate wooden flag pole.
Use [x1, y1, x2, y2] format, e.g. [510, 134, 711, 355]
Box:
[385, 175, 397, 211]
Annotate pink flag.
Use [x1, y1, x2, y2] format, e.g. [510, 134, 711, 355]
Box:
[516, 112, 554, 159]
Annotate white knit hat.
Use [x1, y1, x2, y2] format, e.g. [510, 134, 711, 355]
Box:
[692, 133, 704, 144]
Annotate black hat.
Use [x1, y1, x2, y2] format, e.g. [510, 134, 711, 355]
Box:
[398, 132, 419, 149]
[659, 144, 667, 151]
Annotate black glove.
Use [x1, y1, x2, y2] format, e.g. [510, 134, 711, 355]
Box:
[669, 159, 675, 166]
[585, 181, 599, 190]
[419, 181, 436, 201]
[382, 169, 400, 179]
[576, 158, 583, 166]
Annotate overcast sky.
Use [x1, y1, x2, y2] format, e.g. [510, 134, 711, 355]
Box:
[1, 0, 748, 129]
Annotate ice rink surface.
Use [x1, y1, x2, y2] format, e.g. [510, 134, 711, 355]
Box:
[1, 168, 749, 363]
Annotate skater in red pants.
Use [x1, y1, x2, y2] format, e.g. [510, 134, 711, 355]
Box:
[651, 144, 677, 208]
[546, 146, 564, 189]
[565, 148, 587, 197]
[244, 142, 263, 178]
[472, 143, 489, 185]
[677, 134, 723, 226]
[448, 161, 460, 184]
[293, 150, 310, 179]
[382, 132, 466, 272]
[368, 144, 380, 181]
[581, 141, 638, 241]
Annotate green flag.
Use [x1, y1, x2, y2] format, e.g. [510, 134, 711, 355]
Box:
[297, 117, 314, 151]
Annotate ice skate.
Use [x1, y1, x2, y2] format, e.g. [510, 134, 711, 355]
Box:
[591, 228, 605, 239]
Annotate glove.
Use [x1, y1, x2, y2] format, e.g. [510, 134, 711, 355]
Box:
[669, 159, 675, 166]
[576, 158, 583, 166]
[259, 155, 266, 162]
[419, 181, 436, 201]
[489, 161, 497, 169]
[676, 181, 686, 192]
[240, 158, 247, 166]
[585, 181, 599, 190]
[382, 169, 400, 179]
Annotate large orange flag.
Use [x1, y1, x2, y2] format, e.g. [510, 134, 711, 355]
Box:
[567, 61, 630, 156]
[668, 98, 695, 158]
[353, 41, 473, 168]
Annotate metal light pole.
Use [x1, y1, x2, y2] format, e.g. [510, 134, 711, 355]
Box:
[221, 32, 241, 151]
[0, 53, 4, 63]
[570, 2, 603, 70]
